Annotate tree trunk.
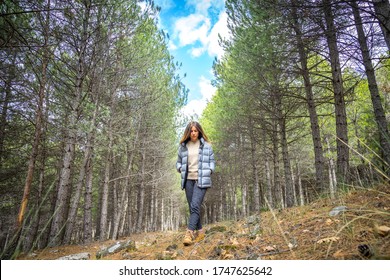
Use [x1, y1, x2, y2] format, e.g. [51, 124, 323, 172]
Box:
[5, 3, 50, 258]
[136, 147, 146, 232]
[325, 135, 337, 198]
[322, 0, 350, 179]
[119, 193, 129, 236]
[66, 95, 98, 244]
[63, 128, 93, 243]
[83, 156, 93, 243]
[112, 183, 127, 239]
[233, 183, 238, 220]
[99, 123, 113, 240]
[150, 159, 157, 232]
[241, 182, 247, 217]
[150, 183, 156, 232]
[238, 133, 247, 217]
[272, 115, 283, 208]
[160, 198, 164, 231]
[118, 122, 140, 236]
[291, 163, 297, 206]
[262, 128, 273, 209]
[373, 0, 390, 51]
[352, 0, 390, 175]
[322, 0, 350, 181]
[49, 108, 77, 246]
[49, 4, 91, 246]
[24, 101, 49, 252]
[296, 162, 305, 206]
[279, 113, 295, 207]
[291, 0, 326, 190]
[219, 174, 224, 221]
[0, 52, 16, 168]
[249, 118, 260, 212]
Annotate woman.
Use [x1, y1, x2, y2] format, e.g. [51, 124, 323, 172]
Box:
[176, 121, 215, 246]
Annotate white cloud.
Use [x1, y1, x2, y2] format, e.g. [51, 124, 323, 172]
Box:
[207, 11, 229, 59]
[172, 0, 225, 120]
[181, 99, 206, 119]
[172, 3, 229, 59]
[181, 76, 216, 119]
[174, 14, 210, 47]
[191, 0, 212, 14]
[191, 46, 206, 57]
[168, 40, 178, 51]
[199, 76, 215, 102]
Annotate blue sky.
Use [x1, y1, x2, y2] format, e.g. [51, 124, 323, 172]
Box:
[152, 0, 230, 119]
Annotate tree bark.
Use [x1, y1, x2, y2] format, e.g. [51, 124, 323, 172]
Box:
[49, 109, 77, 246]
[325, 135, 337, 198]
[63, 122, 94, 243]
[49, 3, 91, 246]
[8, 1, 50, 257]
[0, 0, 50, 259]
[83, 156, 93, 243]
[278, 105, 295, 207]
[136, 146, 146, 232]
[24, 101, 49, 252]
[272, 110, 283, 208]
[160, 198, 164, 231]
[262, 126, 273, 209]
[150, 181, 156, 232]
[296, 162, 305, 206]
[322, 0, 350, 181]
[352, 0, 390, 175]
[112, 182, 128, 239]
[291, 0, 326, 190]
[99, 124, 113, 241]
[372, 0, 390, 51]
[0, 52, 16, 168]
[233, 179, 238, 220]
[249, 117, 260, 212]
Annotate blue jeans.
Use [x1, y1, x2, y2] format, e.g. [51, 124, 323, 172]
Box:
[184, 180, 207, 231]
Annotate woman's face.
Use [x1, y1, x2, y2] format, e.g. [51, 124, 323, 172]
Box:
[190, 126, 199, 142]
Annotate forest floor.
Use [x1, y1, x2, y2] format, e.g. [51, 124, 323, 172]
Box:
[17, 184, 390, 260]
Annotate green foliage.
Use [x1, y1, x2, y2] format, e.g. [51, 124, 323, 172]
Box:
[0, 0, 188, 251]
[201, 0, 390, 219]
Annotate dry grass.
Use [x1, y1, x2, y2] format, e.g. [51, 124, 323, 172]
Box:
[17, 184, 390, 260]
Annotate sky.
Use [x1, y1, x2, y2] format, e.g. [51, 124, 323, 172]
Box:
[152, 0, 230, 120]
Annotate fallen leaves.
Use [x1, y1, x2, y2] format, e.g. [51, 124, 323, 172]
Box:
[262, 246, 277, 252]
[221, 250, 234, 260]
[325, 218, 333, 226]
[16, 185, 390, 261]
[374, 225, 390, 237]
[325, 218, 340, 225]
[332, 250, 347, 259]
[288, 242, 298, 249]
[316, 237, 340, 244]
[230, 237, 240, 246]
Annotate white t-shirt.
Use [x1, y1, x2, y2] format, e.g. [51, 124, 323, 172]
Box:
[187, 139, 200, 180]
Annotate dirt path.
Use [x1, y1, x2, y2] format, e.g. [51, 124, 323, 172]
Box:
[17, 186, 390, 260]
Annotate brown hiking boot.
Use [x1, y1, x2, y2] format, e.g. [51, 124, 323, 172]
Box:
[183, 230, 194, 246]
[194, 229, 205, 243]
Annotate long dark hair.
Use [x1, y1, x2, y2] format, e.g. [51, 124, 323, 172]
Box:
[179, 121, 210, 144]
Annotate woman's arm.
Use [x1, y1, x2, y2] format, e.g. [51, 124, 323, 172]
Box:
[176, 146, 182, 173]
[209, 146, 216, 173]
